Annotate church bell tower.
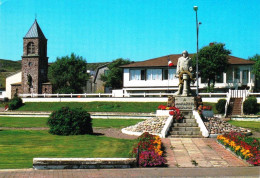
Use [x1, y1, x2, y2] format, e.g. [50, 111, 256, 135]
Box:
[21, 20, 48, 94]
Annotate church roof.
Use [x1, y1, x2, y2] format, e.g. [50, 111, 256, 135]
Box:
[24, 20, 46, 39]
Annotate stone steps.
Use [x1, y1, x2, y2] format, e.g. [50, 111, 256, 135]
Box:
[169, 130, 201, 135]
[183, 119, 197, 123]
[168, 110, 202, 138]
[173, 123, 198, 127]
[168, 135, 203, 138]
[171, 127, 200, 132]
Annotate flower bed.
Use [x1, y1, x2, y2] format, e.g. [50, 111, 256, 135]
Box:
[217, 132, 260, 166]
[132, 132, 167, 167]
[158, 105, 183, 122]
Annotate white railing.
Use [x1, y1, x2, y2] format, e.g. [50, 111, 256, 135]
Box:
[193, 110, 209, 137]
[199, 92, 228, 97]
[224, 89, 231, 117]
[19, 92, 229, 98]
[19, 93, 113, 98]
[248, 92, 260, 97]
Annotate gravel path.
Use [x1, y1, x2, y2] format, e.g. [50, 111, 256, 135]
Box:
[93, 128, 138, 140]
[0, 127, 138, 140]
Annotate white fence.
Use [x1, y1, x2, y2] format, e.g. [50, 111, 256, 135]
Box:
[18, 92, 260, 103]
[19, 92, 228, 98]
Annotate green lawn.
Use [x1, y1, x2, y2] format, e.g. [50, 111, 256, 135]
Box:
[0, 130, 136, 169]
[0, 117, 144, 128]
[228, 120, 260, 133]
[16, 102, 163, 112]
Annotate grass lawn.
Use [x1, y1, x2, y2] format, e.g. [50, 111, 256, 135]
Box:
[0, 117, 144, 128]
[228, 120, 260, 133]
[16, 102, 163, 112]
[0, 130, 136, 169]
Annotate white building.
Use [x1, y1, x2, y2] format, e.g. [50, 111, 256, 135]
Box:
[120, 54, 256, 95]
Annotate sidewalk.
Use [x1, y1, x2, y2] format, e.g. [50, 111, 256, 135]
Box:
[163, 138, 249, 168]
[0, 167, 259, 177]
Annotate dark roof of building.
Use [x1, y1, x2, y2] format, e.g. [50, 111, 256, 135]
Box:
[228, 56, 255, 65]
[121, 54, 255, 68]
[24, 20, 46, 39]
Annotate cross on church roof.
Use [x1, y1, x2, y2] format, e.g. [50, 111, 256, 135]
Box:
[24, 20, 46, 39]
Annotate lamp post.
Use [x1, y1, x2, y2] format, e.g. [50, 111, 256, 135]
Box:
[193, 6, 199, 96]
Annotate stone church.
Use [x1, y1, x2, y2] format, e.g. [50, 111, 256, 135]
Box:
[7, 20, 52, 98]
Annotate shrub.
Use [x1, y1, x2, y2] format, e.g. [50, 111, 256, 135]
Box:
[8, 96, 23, 110]
[47, 107, 93, 135]
[216, 99, 226, 114]
[243, 97, 257, 115]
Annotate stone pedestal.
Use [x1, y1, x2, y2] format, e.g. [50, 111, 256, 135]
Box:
[175, 96, 195, 111]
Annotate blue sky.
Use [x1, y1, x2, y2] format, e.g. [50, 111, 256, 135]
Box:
[0, 0, 259, 63]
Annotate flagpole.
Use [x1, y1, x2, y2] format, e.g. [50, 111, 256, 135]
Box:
[167, 56, 170, 93]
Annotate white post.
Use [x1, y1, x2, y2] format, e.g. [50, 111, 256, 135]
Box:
[57, 93, 59, 97]
[71, 93, 72, 98]
[44, 93, 46, 98]
[99, 93, 101, 97]
[144, 92, 146, 97]
[85, 93, 87, 98]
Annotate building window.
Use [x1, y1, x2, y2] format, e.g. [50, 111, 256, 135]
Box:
[147, 69, 162, 80]
[27, 42, 35, 55]
[130, 69, 141, 80]
[234, 67, 240, 82]
[163, 69, 168, 80]
[130, 69, 146, 80]
[227, 67, 233, 83]
[216, 73, 223, 83]
[141, 69, 146, 80]
[169, 69, 176, 80]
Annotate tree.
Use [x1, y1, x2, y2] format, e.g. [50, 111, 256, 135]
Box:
[100, 58, 131, 89]
[193, 42, 231, 89]
[48, 53, 89, 93]
[249, 54, 260, 91]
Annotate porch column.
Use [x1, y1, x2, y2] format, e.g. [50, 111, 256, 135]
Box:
[223, 72, 227, 84]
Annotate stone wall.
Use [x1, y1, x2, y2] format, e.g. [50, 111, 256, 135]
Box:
[11, 84, 22, 98]
[42, 84, 52, 94]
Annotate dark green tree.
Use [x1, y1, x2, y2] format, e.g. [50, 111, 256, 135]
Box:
[100, 58, 131, 89]
[48, 53, 88, 93]
[193, 42, 231, 89]
[249, 54, 260, 91]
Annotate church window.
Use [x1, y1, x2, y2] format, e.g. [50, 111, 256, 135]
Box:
[27, 42, 35, 55]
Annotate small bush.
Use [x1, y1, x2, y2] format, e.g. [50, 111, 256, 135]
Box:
[8, 96, 23, 110]
[47, 107, 93, 135]
[216, 99, 226, 114]
[243, 97, 257, 115]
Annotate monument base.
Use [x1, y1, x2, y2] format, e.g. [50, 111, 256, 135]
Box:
[174, 96, 195, 111]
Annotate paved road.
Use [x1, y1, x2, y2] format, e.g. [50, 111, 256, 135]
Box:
[0, 167, 259, 177]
